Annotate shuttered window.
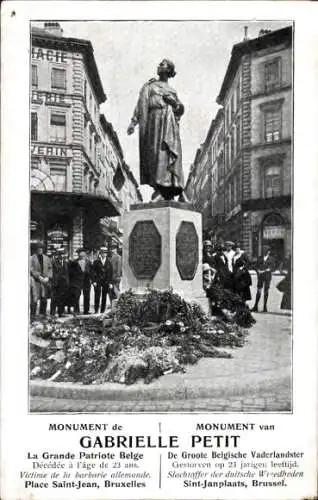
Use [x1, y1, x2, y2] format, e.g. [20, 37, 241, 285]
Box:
[32, 65, 38, 87]
[264, 110, 281, 143]
[264, 58, 281, 91]
[51, 68, 66, 90]
[50, 113, 66, 143]
[31, 112, 38, 141]
[264, 166, 281, 198]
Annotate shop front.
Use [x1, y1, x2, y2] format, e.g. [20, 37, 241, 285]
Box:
[30, 191, 120, 258]
[261, 212, 290, 267]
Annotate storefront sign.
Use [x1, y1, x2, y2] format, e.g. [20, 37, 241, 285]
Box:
[263, 225, 285, 239]
[31, 47, 67, 63]
[31, 143, 71, 158]
[31, 90, 69, 106]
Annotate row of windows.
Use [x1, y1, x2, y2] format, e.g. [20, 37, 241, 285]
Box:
[209, 126, 224, 166]
[32, 65, 66, 90]
[84, 80, 98, 122]
[225, 79, 241, 130]
[225, 118, 241, 170]
[31, 111, 66, 142]
[32, 65, 99, 124]
[224, 174, 241, 213]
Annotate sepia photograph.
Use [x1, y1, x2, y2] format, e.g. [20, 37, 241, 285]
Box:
[29, 19, 293, 413]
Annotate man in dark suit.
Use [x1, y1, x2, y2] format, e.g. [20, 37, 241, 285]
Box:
[68, 248, 91, 315]
[91, 246, 113, 313]
[213, 244, 233, 290]
[252, 246, 276, 313]
[30, 241, 53, 317]
[50, 248, 69, 317]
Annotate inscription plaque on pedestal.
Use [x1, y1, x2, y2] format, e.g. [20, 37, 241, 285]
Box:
[176, 221, 199, 280]
[129, 220, 161, 280]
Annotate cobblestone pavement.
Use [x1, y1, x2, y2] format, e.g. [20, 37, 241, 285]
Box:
[30, 311, 292, 413]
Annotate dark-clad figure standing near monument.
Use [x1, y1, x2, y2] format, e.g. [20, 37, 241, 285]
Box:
[127, 59, 187, 202]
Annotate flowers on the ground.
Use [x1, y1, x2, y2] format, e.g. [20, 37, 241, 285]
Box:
[30, 289, 252, 385]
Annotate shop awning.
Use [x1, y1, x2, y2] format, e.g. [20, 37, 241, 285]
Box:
[31, 191, 121, 218]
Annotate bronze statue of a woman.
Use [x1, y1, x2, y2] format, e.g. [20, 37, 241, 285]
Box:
[127, 59, 187, 202]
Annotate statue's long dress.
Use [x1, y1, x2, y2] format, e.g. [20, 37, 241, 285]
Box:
[132, 80, 184, 195]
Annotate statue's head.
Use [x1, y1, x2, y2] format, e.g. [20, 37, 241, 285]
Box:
[157, 59, 176, 78]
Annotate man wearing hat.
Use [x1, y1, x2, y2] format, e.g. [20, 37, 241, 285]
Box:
[213, 243, 233, 290]
[50, 248, 69, 317]
[91, 246, 113, 313]
[203, 240, 215, 267]
[30, 241, 53, 317]
[68, 248, 92, 315]
[252, 246, 276, 312]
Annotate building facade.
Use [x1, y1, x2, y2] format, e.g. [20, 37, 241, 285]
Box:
[98, 114, 142, 248]
[30, 23, 141, 257]
[187, 26, 292, 264]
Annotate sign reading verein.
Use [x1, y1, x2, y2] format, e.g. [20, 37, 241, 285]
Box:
[129, 221, 161, 280]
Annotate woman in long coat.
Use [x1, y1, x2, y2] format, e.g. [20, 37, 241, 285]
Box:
[279, 255, 292, 310]
[30, 242, 53, 316]
[232, 245, 252, 302]
[128, 59, 185, 201]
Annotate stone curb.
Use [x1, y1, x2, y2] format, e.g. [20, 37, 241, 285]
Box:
[30, 371, 291, 403]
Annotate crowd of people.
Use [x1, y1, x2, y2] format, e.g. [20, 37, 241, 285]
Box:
[202, 240, 292, 313]
[30, 242, 122, 319]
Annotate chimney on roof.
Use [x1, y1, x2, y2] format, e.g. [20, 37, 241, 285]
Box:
[259, 28, 272, 37]
[44, 22, 63, 37]
[243, 26, 249, 41]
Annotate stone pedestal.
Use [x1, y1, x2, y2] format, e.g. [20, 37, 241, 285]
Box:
[122, 201, 208, 312]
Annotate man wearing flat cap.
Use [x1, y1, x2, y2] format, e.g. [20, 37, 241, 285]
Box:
[50, 248, 69, 317]
[30, 241, 53, 317]
[91, 246, 113, 313]
[252, 246, 276, 313]
[68, 248, 91, 315]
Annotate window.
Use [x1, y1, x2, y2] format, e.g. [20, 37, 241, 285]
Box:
[236, 173, 241, 204]
[236, 79, 240, 108]
[217, 127, 224, 150]
[51, 68, 66, 90]
[225, 139, 230, 171]
[218, 154, 224, 180]
[84, 80, 87, 100]
[32, 65, 38, 87]
[233, 176, 237, 207]
[264, 110, 281, 143]
[50, 113, 66, 143]
[264, 166, 281, 198]
[226, 107, 230, 130]
[31, 112, 38, 141]
[236, 118, 241, 153]
[50, 167, 66, 191]
[231, 94, 235, 121]
[264, 58, 281, 91]
[230, 131, 235, 164]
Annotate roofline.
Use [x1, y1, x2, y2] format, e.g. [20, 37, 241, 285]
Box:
[204, 107, 224, 146]
[216, 25, 292, 104]
[100, 114, 124, 160]
[31, 29, 107, 104]
[99, 115, 142, 200]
